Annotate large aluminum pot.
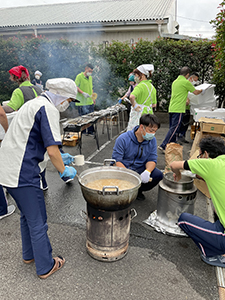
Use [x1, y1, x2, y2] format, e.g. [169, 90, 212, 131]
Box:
[78, 166, 141, 211]
[161, 172, 196, 194]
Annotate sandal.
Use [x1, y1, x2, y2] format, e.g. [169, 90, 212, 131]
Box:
[38, 256, 65, 279]
[23, 258, 34, 264]
[201, 253, 225, 268]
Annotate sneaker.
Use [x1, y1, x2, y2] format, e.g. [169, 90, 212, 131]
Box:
[201, 253, 225, 268]
[178, 136, 189, 144]
[176, 139, 183, 145]
[136, 192, 145, 201]
[0, 205, 16, 220]
[157, 146, 165, 153]
[87, 132, 95, 137]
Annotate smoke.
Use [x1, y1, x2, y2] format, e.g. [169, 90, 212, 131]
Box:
[14, 25, 127, 115]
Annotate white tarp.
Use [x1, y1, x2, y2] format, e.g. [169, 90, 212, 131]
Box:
[189, 83, 216, 115]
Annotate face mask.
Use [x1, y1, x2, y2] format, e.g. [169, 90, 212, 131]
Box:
[191, 80, 197, 85]
[35, 75, 40, 80]
[134, 76, 140, 83]
[86, 72, 92, 77]
[142, 127, 155, 141]
[56, 100, 69, 112]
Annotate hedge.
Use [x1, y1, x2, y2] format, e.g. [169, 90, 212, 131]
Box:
[0, 35, 216, 110]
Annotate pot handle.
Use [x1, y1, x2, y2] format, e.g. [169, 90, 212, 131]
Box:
[102, 186, 119, 195]
[131, 208, 137, 220]
[103, 159, 116, 166]
[80, 210, 88, 222]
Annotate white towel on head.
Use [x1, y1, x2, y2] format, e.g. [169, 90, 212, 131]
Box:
[35, 70, 42, 76]
[137, 64, 154, 77]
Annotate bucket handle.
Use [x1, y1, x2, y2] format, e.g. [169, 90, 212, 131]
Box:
[80, 210, 88, 222]
[102, 186, 119, 195]
[131, 208, 137, 220]
[103, 159, 116, 166]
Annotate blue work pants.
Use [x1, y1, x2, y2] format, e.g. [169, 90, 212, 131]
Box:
[179, 110, 190, 138]
[0, 185, 7, 215]
[160, 113, 184, 150]
[78, 104, 94, 134]
[7, 186, 54, 275]
[178, 212, 225, 257]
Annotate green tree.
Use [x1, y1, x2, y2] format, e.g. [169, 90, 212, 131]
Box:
[210, 1, 225, 107]
[0, 35, 215, 109]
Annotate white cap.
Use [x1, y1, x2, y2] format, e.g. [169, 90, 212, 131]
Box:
[46, 78, 77, 99]
[35, 70, 42, 76]
[137, 64, 154, 77]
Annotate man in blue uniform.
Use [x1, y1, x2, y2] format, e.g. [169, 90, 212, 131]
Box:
[112, 114, 163, 200]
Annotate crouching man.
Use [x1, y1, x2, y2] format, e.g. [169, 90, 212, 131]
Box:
[112, 114, 163, 200]
[170, 136, 225, 268]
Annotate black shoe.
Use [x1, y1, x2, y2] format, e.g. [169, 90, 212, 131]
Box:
[87, 132, 94, 136]
[136, 192, 145, 201]
[178, 136, 189, 144]
[157, 146, 165, 153]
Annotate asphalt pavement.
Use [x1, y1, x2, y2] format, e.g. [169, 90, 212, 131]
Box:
[0, 111, 219, 300]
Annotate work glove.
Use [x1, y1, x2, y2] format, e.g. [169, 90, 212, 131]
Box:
[133, 103, 142, 112]
[83, 92, 91, 98]
[141, 170, 151, 183]
[61, 153, 74, 165]
[118, 98, 122, 104]
[59, 166, 77, 183]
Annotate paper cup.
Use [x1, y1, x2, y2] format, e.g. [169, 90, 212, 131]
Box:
[75, 155, 85, 166]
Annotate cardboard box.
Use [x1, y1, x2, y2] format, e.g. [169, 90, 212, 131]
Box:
[193, 108, 225, 122]
[199, 117, 225, 134]
[62, 132, 80, 147]
[190, 131, 202, 157]
[189, 150, 211, 198]
[190, 124, 200, 140]
[189, 130, 221, 157]
[62, 139, 78, 147]
[193, 178, 210, 198]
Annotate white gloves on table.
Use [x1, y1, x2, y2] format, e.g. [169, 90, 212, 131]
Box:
[83, 92, 91, 98]
[141, 170, 151, 183]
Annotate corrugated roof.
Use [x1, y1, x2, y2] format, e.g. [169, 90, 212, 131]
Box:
[0, 0, 174, 28]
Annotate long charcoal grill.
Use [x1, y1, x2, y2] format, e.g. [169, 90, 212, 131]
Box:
[62, 104, 127, 153]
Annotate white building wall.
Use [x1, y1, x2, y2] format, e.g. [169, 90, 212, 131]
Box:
[0, 23, 166, 44]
